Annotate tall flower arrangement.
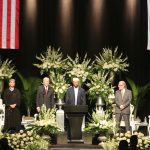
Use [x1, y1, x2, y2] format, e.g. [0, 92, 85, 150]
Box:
[33, 46, 68, 101]
[66, 53, 92, 83]
[87, 71, 113, 100]
[95, 47, 129, 85]
[33, 46, 68, 75]
[85, 109, 114, 135]
[50, 72, 69, 100]
[0, 58, 16, 79]
[28, 105, 60, 135]
[95, 47, 129, 73]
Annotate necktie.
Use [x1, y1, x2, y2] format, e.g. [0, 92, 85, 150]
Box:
[121, 90, 124, 99]
[45, 86, 48, 95]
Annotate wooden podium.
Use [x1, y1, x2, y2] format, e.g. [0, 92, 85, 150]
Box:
[64, 105, 88, 143]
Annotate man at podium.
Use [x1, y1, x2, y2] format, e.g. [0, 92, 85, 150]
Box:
[65, 78, 87, 143]
[65, 78, 86, 105]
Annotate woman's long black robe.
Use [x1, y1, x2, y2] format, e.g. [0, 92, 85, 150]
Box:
[3, 88, 21, 132]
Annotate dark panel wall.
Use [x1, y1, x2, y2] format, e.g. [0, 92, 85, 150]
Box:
[0, 0, 150, 117]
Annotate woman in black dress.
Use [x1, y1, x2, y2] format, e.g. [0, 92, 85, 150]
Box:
[3, 79, 21, 133]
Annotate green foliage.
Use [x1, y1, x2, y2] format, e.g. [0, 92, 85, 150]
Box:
[26, 144, 40, 150]
[126, 77, 150, 117]
[50, 72, 69, 100]
[17, 72, 42, 116]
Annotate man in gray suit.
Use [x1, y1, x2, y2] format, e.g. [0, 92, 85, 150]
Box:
[36, 77, 54, 112]
[115, 81, 132, 132]
[65, 78, 86, 105]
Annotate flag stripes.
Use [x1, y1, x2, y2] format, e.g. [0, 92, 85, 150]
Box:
[0, 0, 19, 49]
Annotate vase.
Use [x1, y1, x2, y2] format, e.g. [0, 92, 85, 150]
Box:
[96, 96, 104, 106]
[50, 133, 57, 144]
[92, 133, 100, 145]
[0, 79, 4, 99]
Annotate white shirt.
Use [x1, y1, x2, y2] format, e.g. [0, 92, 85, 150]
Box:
[9, 87, 14, 91]
[74, 87, 79, 105]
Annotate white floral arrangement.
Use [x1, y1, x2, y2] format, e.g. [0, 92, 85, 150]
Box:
[33, 46, 68, 75]
[66, 53, 92, 83]
[85, 109, 114, 135]
[3, 130, 49, 150]
[28, 105, 60, 135]
[87, 71, 114, 100]
[95, 47, 129, 73]
[0, 59, 16, 79]
[50, 72, 69, 100]
[103, 131, 150, 150]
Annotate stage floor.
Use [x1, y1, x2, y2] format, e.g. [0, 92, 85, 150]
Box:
[49, 144, 103, 150]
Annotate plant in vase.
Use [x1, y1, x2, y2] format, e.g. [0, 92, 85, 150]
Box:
[85, 109, 114, 136]
[27, 105, 60, 136]
[66, 53, 93, 83]
[50, 72, 69, 103]
[87, 71, 114, 103]
[85, 109, 114, 145]
[33, 46, 68, 75]
[94, 47, 129, 84]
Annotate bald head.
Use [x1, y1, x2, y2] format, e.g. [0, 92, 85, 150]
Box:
[118, 81, 127, 91]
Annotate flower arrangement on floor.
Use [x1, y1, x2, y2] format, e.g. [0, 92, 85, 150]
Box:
[2, 130, 49, 150]
[87, 71, 114, 100]
[102, 131, 150, 150]
[28, 105, 60, 135]
[50, 72, 69, 101]
[66, 53, 92, 83]
[85, 109, 114, 136]
[33, 46, 68, 75]
[0, 58, 16, 79]
[95, 47, 129, 73]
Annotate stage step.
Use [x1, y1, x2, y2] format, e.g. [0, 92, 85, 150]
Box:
[49, 132, 103, 150]
[49, 144, 103, 150]
[56, 132, 93, 145]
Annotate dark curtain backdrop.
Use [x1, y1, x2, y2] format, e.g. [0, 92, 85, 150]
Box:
[0, 0, 150, 117]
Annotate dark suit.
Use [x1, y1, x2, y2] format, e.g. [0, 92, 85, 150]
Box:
[36, 85, 54, 109]
[65, 86, 86, 139]
[115, 89, 132, 131]
[65, 86, 86, 105]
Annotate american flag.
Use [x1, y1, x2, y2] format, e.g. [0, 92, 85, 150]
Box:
[0, 0, 19, 49]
